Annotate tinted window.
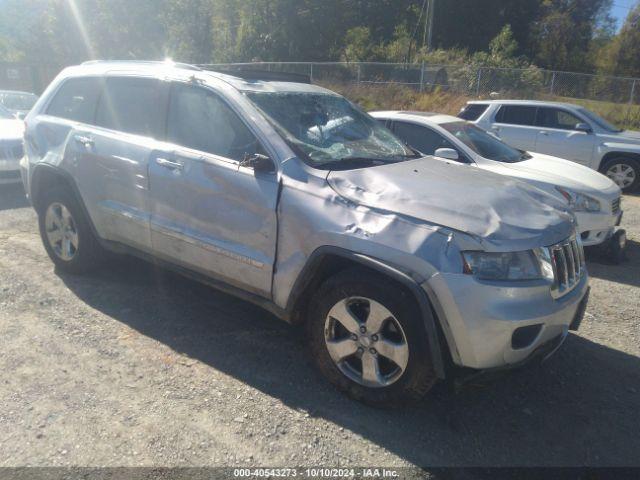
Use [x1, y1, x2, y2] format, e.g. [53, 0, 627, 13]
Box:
[167, 84, 259, 161]
[494, 105, 537, 126]
[441, 122, 528, 163]
[458, 104, 488, 121]
[95, 77, 164, 138]
[393, 121, 455, 156]
[536, 107, 583, 130]
[46, 77, 102, 124]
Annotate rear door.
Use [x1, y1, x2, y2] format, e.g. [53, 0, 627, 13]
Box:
[75, 75, 169, 251]
[533, 107, 596, 166]
[148, 82, 279, 298]
[489, 105, 538, 150]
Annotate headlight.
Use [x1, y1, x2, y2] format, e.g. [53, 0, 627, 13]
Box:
[555, 187, 601, 212]
[462, 250, 542, 280]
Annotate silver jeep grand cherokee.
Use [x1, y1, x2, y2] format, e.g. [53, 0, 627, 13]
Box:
[22, 61, 589, 405]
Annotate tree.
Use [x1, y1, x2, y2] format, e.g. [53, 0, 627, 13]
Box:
[609, 3, 640, 78]
[530, 0, 614, 72]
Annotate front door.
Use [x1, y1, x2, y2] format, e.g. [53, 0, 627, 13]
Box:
[533, 107, 596, 166]
[148, 82, 279, 298]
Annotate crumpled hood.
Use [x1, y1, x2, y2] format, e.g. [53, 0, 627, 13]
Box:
[0, 119, 24, 140]
[327, 157, 575, 251]
[483, 152, 620, 198]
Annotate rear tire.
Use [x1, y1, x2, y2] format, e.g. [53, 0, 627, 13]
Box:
[306, 268, 438, 407]
[37, 187, 105, 273]
[601, 157, 640, 192]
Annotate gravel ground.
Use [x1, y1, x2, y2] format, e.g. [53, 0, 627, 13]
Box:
[0, 182, 639, 468]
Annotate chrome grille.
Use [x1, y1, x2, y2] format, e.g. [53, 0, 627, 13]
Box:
[549, 235, 585, 299]
[611, 197, 621, 215]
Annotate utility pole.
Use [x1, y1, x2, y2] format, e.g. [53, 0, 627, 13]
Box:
[426, 0, 435, 51]
[422, 0, 429, 49]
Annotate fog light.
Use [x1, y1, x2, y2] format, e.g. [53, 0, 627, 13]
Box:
[511, 324, 543, 349]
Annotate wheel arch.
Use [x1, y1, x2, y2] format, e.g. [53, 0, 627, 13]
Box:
[597, 151, 640, 172]
[286, 246, 447, 379]
[30, 164, 101, 239]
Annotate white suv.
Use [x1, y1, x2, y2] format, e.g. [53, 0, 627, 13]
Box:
[460, 100, 640, 192]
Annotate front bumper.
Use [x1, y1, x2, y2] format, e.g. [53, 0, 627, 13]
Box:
[423, 269, 589, 370]
[576, 209, 622, 247]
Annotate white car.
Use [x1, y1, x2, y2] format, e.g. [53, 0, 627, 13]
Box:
[371, 111, 625, 260]
[0, 104, 24, 185]
[458, 100, 640, 192]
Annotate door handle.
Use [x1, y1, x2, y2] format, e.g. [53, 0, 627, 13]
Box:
[74, 134, 94, 147]
[156, 157, 184, 171]
[539, 131, 549, 136]
[491, 126, 500, 131]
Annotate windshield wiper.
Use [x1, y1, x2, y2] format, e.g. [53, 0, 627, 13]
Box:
[314, 157, 397, 170]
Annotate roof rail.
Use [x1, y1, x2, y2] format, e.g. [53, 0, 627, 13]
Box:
[197, 65, 311, 84]
[80, 60, 202, 71]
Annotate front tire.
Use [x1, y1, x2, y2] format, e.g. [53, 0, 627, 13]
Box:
[38, 187, 105, 273]
[307, 268, 438, 407]
[601, 157, 640, 192]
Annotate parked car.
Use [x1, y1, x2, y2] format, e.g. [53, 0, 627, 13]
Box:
[459, 100, 640, 192]
[0, 104, 25, 185]
[0, 89, 39, 119]
[371, 111, 626, 262]
[22, 61, 589, 405]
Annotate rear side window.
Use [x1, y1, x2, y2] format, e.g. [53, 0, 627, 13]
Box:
[393, 121, 456, 157]
[494, 105, 537, 126]
[95, 77, 164, 138]
[167, 83, 259, 161]
[536, 107, 583, 130]
[46, 77, 102, 124]
[458, 104, 488, 121]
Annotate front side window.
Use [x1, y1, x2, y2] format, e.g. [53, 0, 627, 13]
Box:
[577, 107, 621, 133]
[441, 121, 529, 163]
[46, 77, 102, 124]
[393, 121, 456, 157]
[167, 83, 259, 161]
[245, 91, 416, 169]
[536, 108, 583, 130]
[494, 105, 537, 126]
[95, 77, 164, 138]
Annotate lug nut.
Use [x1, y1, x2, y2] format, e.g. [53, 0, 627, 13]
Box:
[351, 333, 358, 341]
[360, 326, 367, 333]
[369, 348, 377, 355]
[371, 334, 379, 342]
[357, 347, 364, 354]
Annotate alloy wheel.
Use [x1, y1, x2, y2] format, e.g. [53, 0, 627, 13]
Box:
[605, 163, 636, 189]
[324, 296, 409, 388]
[44, 202, 79, 261]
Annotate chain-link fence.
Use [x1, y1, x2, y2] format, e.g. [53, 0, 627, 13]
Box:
[210, 61, 640, 106]
[2, 60, 639, 107]
[0, 62, 61, 94]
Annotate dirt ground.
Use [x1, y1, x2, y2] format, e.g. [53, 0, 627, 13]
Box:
[0, 182, 638, 468]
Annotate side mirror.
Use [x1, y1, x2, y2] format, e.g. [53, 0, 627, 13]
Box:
[434, 148, 459, 161]
[574, 123, 592, 133]
[240, 153, 276, 173]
